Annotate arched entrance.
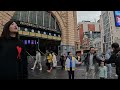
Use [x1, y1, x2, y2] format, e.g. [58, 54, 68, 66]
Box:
[11, 11, 62, 55]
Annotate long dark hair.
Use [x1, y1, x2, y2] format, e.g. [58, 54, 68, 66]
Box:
[1, 20, 19, 39]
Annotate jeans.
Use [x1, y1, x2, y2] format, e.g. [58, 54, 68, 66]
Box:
[106, 64, 112, 78]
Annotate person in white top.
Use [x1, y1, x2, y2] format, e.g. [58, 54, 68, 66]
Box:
[52, 52, 57, 68]
[31, 50, 42, 71]
[99, 61, 107, 79]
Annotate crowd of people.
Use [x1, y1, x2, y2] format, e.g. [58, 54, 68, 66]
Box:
[0, 20, 120, 79]
[30, 43, 120, 79]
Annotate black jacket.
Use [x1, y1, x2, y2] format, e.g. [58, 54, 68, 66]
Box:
[105, 48, 120, 75]
[0, 37, 28, 80]
[84, 53, 101, 66]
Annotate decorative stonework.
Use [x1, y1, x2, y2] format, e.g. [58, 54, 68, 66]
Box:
[58, 11, 68, 27]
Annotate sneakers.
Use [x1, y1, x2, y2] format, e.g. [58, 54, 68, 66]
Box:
[47, 70, 51, 72]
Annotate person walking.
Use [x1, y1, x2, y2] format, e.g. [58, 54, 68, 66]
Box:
[60, 54, 66, 70]
[52, 52, 57, 68]
[0, 20, 28, 79]
[31, 50, 42, 71]
[46, 52, 53, 72]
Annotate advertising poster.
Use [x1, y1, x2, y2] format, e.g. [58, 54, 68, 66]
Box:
[114, 11, 120, 27]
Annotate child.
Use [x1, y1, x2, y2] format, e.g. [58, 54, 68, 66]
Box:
[99, 61, 107, 79]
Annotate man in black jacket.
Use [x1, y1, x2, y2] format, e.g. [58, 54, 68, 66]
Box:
[104, 43, 120, 79]
[84, 47, 102, 79]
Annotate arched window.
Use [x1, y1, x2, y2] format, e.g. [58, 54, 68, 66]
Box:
[51, 15, 55, 29]
[20, 11, 29, 22]
[29, 11, 36, 24]
[37, 11, 43, 26]
[12, 11, 61, 33]
[44, 11, 50, 28]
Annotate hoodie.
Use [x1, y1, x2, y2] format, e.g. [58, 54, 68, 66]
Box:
[0, 37, 28, 80]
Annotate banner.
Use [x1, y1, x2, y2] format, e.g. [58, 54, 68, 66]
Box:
[114, 11, 120, 27]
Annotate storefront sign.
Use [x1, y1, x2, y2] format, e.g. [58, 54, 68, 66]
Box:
[56, 37, 61, 40]
[30, 32, 36, 36]
[22, 31, 29, 35]
[47, 35, 53, 39]
[18, 30, 23, 34]
[41, 34, 47, 38]
[36, 33, 42, 37]
[53, 36, 56, 40]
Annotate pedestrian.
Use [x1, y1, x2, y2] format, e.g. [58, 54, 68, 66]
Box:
[65, 52, 82, 79]
[83, 47, 102, 79]
[104, 43, 120, 79]
[60, 54, 66, 70]
[31, 50, 42, 71]
[52, 52, 57, 68]
[105, 48, 112, 78]
[98, 61, 107, 79]
[0, 20, 28, 79]
[46, 52, 53, 72]
[76, 54, 81, 62]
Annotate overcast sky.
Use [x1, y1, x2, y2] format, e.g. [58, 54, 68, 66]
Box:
[77, 11, 101, 23]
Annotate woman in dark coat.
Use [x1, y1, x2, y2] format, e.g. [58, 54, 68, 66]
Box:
[0, 20, 28, 79]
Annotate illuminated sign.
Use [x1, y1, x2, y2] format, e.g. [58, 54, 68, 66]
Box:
[114, 11, 120, 27]
[47, 35, 53, 39]
[24, 40, 27, 45]
[18, 30, 23, 34]
[53, 36, 56, 40]
[22, 31, 29, 35]
[30, 32, 36, 36]
[41, 34, 47, 38]
[36, 33, 42, 37]
[56, 37, 61, 40]
[27, 40, 30, 44]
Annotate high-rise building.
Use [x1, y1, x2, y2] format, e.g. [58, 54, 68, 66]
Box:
[100, 11, 120, 52]
[77, 21, 100, 50]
